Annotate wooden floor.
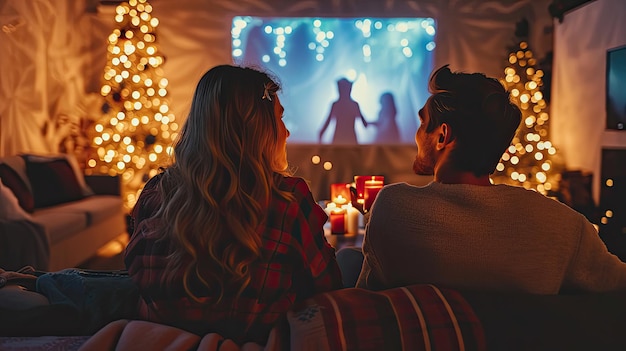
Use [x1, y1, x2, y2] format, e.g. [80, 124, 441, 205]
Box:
[78, 252, 125, 271]
[77, 233, 128, 271]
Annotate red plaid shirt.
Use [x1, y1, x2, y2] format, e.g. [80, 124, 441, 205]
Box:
[124, 173, 342, 345]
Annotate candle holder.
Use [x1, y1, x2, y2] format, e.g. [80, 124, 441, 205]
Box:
[352, 175, 385, 213]
[363, 180, 383, 212]
[353, 176, 368, 203]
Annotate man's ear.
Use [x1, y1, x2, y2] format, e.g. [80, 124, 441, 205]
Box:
[435, 123, 452, 150]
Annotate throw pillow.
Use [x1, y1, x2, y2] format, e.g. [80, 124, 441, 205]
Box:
[64, 153, 94, 196]
[288, 284, 486, 351]
[23, 154, 93, 197]
[0, 163, 35, 213]
[25, 157, 85, 209]
[0, 179, 33, 221]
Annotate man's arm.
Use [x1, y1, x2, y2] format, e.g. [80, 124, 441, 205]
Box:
[562, 215, 626, 292]
[355, 205, 388, 290]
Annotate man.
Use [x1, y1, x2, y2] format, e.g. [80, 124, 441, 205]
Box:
[356, 65, 626, 294]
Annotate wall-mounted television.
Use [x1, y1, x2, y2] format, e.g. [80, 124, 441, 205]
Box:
[606, 45, 626, 130]
[232, 16, 436, 144]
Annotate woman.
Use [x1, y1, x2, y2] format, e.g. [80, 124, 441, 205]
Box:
[372, 92, 400, 144]
[125, 65, 343, 345]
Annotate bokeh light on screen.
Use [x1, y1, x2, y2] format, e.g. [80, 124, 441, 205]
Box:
[232, 17, 436, 145]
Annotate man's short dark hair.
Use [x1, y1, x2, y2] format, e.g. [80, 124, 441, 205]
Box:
[425, 65, 522, 176]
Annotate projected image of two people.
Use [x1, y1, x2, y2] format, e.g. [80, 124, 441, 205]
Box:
[319, 78, 399, 144]
[232, 17, 436, 144]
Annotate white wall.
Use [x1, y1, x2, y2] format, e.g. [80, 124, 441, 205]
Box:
[551, 0, 626, 204]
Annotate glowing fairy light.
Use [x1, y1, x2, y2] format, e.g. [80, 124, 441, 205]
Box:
[89, 0, 175, 210]
[492, 41, 562, 195]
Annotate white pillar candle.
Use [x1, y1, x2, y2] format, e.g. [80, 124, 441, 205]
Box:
[341, 203, 360, 234]
[324, 202, 337, 216]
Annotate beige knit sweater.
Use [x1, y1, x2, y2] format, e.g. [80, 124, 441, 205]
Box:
[356, 182, 626, 294]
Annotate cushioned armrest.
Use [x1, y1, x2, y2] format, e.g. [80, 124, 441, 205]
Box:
[85, 175, 121, 196]
[0, 220, 49, 271]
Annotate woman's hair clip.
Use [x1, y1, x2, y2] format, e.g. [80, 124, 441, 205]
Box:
[262, 83, 273, 102]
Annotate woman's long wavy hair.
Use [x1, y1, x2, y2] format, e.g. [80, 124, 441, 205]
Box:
[156, 65, 292, 304]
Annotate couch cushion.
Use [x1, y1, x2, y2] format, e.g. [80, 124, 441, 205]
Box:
[0, 163, 35, 213]
[31, 211, 87, 245]
[25, 157, 85, 209]
[0, 286, 49, 311]
[39, 195, 123, 225]
[288, 284, 485, 351]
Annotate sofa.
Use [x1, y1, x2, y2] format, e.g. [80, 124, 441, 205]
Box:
[1, 268, 626, 351]
[0, 154, 126, 271]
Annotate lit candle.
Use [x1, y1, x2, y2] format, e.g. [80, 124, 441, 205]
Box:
[330, 208, 346, 234]
[331, 183, 351, 204]
[341, 203, 360, 234]
[333, 194, 348, 206]
[364, 177, 384, 212]
[324, 202, 337, 216]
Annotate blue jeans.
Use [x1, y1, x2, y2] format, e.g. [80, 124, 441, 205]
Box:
[35, 269, 138, 334]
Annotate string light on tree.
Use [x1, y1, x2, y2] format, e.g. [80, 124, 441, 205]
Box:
[87, 0, 177, 209]
[492, 41, 562, 195]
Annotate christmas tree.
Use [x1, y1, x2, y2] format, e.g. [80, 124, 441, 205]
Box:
[492, 41, 562, 195]
[87, 0, 177, 209]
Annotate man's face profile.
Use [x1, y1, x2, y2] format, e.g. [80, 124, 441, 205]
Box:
[413, 101, 437, 176]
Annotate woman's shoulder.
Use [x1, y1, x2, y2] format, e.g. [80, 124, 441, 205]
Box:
[277, 175, 311, 195]
[144, 172, 164, 189]
[135, 171, 167, 207]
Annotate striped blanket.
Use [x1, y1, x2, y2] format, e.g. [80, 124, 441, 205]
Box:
[289, 284, 485, 351]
